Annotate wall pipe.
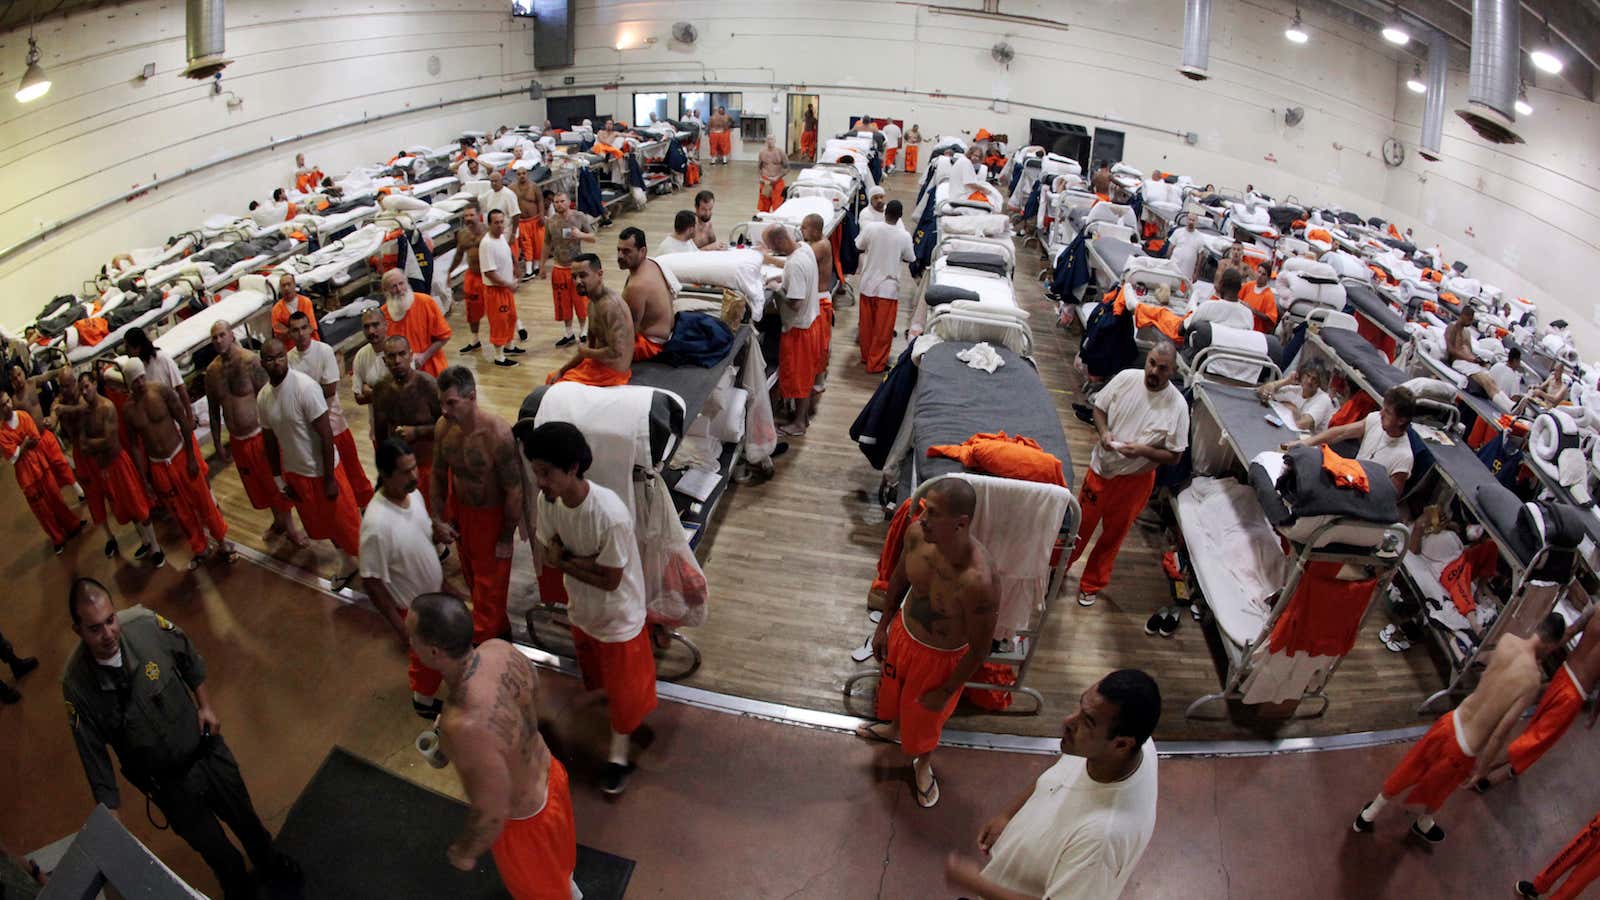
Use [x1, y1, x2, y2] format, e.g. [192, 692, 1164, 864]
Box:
[1419, 29, 1448, 160]
[1179, 0, 1211, 81]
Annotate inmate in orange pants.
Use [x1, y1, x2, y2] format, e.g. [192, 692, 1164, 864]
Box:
[38, 430, 76, 486]
[1380, 710, 1476, 813]
[707, 131, 731, 159]
[548, 359, 631, 387]
[633, 335, 664, 362]
[452, 501, 511, 643]
[516, 218, 544, 266]
[15, 465, 80, 545]
[756, 178, 786, 213]
[570, 626, 658, 734]
[283, 469, 361, 557]
[858, 295, 898, 373]
[229, 431, 293, 513]
[485, 284, 519, 349]
[397, 609, 443, 697]
[76, 448, 150, 526]
[1530, 810, 1600, 900]
[885, 147, 899, 169]
[491, 758, 578, 900]
[1068, 467, 1158, 595]
[1507, 664, 1588, 775]
[800, 130, 817, 159]
[778, 318, 828, 400]
[549, 266, 588, 324]
[148, 439, 228, 555]
[462, 270, 485, 327]
[333, 429, 374, 507]
[905, 145, 920, 173]
[876, 612, 965, 756]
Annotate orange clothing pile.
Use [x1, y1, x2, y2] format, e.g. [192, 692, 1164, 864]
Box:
[1134, 304, 1185, 344]
[73, 317, 111, 346]
[591, 142, 624, 159]
[1320, 446, 1370, 492]
[926, 432, 1066, 486]
[272, 295, 320, 343]
[549, 358, 631, 387]
[1329, 392, 1376, 428]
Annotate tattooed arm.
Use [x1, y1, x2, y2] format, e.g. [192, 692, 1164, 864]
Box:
[440, 715, 510, 871]
[493, 428, 524, 558]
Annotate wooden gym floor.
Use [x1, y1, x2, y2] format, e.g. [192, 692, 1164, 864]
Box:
[55, 160, 1440, 742]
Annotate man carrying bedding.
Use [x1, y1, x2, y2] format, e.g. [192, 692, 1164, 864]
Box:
[857, 477, 998, 809]
[1071, 342, 1188, 608]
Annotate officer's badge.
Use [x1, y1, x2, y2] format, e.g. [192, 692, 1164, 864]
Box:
[64, 700, 77, 726]
[155, 614, 175, 631]
[144, 661, 160, 681]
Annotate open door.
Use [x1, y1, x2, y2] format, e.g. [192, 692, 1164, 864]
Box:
[787, 93, 819, 163]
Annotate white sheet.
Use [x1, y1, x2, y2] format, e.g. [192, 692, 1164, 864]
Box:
[1175, 476, 1288, 647]
[154, 290, 270, 361]
[945, 473, 1072, 638]
[655, 249, 768, 321]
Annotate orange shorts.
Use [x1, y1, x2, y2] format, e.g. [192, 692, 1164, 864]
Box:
[708, 131, 731, 157]
[570, 625, 658, 734]
[77, 448, 150, 526]
[485, 284, 519, 348]
[284, 469, 361, 557]
[757, 178, 786, 214]
[40, 430, 75, 486]
[876, 612, 965, 757]
[463, 270, 486, 326]
[452, 499, 511, 643]
[334, 428, 374, 507]
[550, 358, 631, 387]
[517, 218, 544, 263]
[490, 758, 577, 900]
[633, 334, 665, 362]
[230, 431, 292, 513]
[1509, 664, 1587, 774]
[550, 266, 588, 323]
[778, 316, 828, 400]
[1381, 710, 1476, 813]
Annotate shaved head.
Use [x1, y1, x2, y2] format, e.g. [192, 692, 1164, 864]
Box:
[925, 476, 976, 519]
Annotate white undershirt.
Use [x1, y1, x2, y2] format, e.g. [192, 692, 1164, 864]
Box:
[854, 221, 914, 299]
[288, 340, 348, 435]
[257, 369, 334, 478]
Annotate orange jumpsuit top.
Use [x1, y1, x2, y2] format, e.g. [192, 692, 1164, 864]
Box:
[271, 295, 320, 343]
[0, 411, 48, 483]
[1238, 282, 1278, 332]
[382, 293, 453, 378]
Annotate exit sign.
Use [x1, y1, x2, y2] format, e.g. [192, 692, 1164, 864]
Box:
[562, 76, 575, 85]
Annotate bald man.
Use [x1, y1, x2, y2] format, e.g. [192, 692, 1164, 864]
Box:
[617, 228, 674, 362]
[858, 477, 998, 808]
[121, 356, 232, 567]
[480, 209, 525, 367]
[481, 171, 520, 237]
[292, 153, 323, 194]
[453, 205, 489, 354]
[288, 311, 374, 508]
[801, 212, 835, 394]
[379, 269, 452, 378]
[904, 124, 922, 173]
[272, 274, 319, 344]
[763, 225, 825, 437]
[540, 191, 599, 346]
[1071, 343, 1188, 607]
[548, 253, 634, 386]
[708, 106, 732, 165]
[757, 135, 787, 213]
[513, 168, 546, 280]
[203, 321, 308, 548]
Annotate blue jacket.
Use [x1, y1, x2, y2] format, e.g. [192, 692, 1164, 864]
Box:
[838, 209, 861, 277]
[910, 198, 940, 278]
[655, 312, 735, 367]
[850, 343, 919, 469]
[1079, 285, 1136, 378]
[1050, 229, 1092, 300]
[576, 167, 605, 218]
[665, 137, 688, 174]
[626, 155, 647, 191]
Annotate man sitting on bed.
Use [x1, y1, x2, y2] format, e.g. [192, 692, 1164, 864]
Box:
[1286, 384, 1415, 496]
[857, 476, 998, 809]
[1256, 358, 1335, 433]
[548, 253, 634, 387]
[690, 190, 727, 250]
[1446, 307, 1515, 410]
[1184, 268, 1254, 334]
[617, 228, 675, 362]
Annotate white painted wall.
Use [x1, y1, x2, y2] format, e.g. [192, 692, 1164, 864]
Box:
[0, 0, 541, 329]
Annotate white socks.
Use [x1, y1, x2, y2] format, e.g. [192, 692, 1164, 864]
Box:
[1416, 813, 1437, 831]
[563, 321, 575, 338]
[608, 730, 630, 766]
[135, 521, 160, 548]
[1361, 795, 1388, 821]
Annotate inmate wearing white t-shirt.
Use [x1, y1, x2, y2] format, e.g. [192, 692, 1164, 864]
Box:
[144, 351, 184, 392]
[1089, 369, 1190, 480]
[288, 340, 349, 435]
[858, 207, 885, 227]
[855, 221, 915, 300]
[882, 121, 902, 150]
[257, 369, 335, 478]
[480, 186, 520, 226]
[779, 242, 821, 332]
[535, 482, 647, 643]
[655, 235, 699, 256]
[359, 490, 442, 609]
[981, 742, 1159, 900]
[478, 234, 516, 290]
[1274, 385, 1334, 433]
[1489, 361, 1526, 399]
[1185, 298, 1254, 332]
[1357, 410, 1413, 482]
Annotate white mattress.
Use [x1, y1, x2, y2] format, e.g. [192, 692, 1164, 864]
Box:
[1175, 476, 1288, 647]
[796, 167, 857, 194]
[68, 294, 186, 364]
[655, 249, 767, 321]
[755, 196, 842, 232]
[155, 290, 271, 360]
[275, 224, 385, 288]
[932, 267, 1016, 312]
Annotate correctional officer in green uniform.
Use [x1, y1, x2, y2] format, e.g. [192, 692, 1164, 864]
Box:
[61, 577, 297, 899]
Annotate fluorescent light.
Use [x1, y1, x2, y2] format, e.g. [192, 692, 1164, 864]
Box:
[1382, 25, 1410, 45]
[1285, 12, 1308, 44]
[1406, 63, 1426, 94]
[1515, 96, 1533, 116]
[15, 37, 49, 104]
[1530, 49, 1563, 74]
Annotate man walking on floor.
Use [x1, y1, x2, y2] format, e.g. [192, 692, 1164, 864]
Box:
[1071, 342, 1188, 607]
[480, 209, 526, 367]
[763, 225, 824, 438]
[1354, 613, 1567, 844]
[56, 369, 166, 564]
[257, 338, 361, 590]
[1478, 602, 1600, 791]
[453, 205, 489, 354]
[857, 477, 998, 808]
[522, 421, 657, 795]
[361, 438, 451, 719]
[946, 669, 1161, 900]
[513, 167, 546, 281]
[708, 105, 732, 165]
[408, 593, 580, 897]
[288, 311, 374, 507]
[539, 191, 597, 348]
[757, 135, 787, 213]
[1519, 810, 1600, 900]
[854, 199, 914, 373]
[431, 366, 521, 645]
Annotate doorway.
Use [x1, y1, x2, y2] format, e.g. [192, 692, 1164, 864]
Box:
[545, 94, 596, 130]
[786, 93, 819, 163]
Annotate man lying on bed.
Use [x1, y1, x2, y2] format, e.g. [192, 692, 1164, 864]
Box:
[546, 253, 634, 387]
[617, 227, 676, 362]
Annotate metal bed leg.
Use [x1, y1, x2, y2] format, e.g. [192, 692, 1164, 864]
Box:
[1184, 691, 1232, 720]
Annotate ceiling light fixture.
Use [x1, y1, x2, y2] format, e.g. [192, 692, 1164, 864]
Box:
[1285, 9, 1309, 44]
[1530, 17, 1563, 74]
[15, 36, 50, 103]
[1406, 63, 1426, 93]
[1514, 83, 1533, 116]
[1381, 7, 1410, 46]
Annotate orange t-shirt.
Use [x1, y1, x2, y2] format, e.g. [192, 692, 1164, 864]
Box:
[271, 295, 320, 343]
[1239, 282, 1278, 332]
[382, 293, 453, 377]
[0, 411, 47, 484]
